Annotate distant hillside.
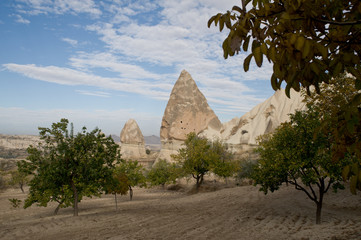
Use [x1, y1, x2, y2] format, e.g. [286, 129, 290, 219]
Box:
[144, 135, 161, 145]
[110, 134, 120, 142]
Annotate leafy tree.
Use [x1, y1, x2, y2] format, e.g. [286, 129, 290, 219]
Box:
[147, 159, 181, 188]
[17, 119, 119, 216]
[303, 74, 361, 193]
[172, 133, 213, 190]
[104, 168, 129, 210]
[208, 1, 361, 191]
[116, 160, 146, 200]
[209, 140, 236, 183]
[252, 108, 351, 224]
[8, 169, 30, 193]
[208, 0, 361, 96]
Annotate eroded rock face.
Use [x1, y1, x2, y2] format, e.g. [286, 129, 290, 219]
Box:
[202, 89, 305, 148]
[120, 119, 145, 145]
[160, 70, 221, 141]
[120, 119, 147, 159]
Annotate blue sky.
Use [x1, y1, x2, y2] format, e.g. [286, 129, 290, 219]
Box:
[0, 0, 274, 137]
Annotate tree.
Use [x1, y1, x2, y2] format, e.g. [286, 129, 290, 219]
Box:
[303, 74, 361, 193]
[208, 0, 361, 192]
[17, 119, 119, 216]
[208, 0, 361, 95]
[209, 140, 236, 183]
[8, 169, 30, 193]
[147, 159, 181, 188]
[116, 159, 146, 201]
[104, 168, 129, 211]
[172, 133, 213, 190]
[252, 108, 351, 224]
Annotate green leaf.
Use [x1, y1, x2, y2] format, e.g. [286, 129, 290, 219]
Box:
[222, 39, 229, 59]
[207, 15, 216, 28]
[302, 40, 311, 59]
[342, 165, 350, 181]
[261, 43, 268, 55]
[295, 36, 305, 51]
[289, 34, 297, 45]
[219, 15, 225, 31]
[269, 46, 276, 61]
[232, 6, 242, 13]
[253, 47, 263, 67]
[244, 54, 253, 72]
[317, 44, 328, 59]
[271, 74, 279, 90]
[285, 83, 291, 98]
[243, 36, 250, 52]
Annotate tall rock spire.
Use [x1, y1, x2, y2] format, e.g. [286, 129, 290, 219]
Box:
[160, 70, 221, 141]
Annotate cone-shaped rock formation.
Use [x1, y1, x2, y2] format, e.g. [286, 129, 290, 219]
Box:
[160, 70, 221, 141]
[158, 70, 221, 161]
[120, 119, 147, 159]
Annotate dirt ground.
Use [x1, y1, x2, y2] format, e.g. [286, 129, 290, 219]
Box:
[0, 181, 360, 240]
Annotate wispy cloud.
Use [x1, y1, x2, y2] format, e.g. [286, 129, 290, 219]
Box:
[3, 63, 171, 100]
[15, 0, 102, 17]
[62, 37, 78, 47]
[75, 90, 110, 98]
[15, 14, 30, 24]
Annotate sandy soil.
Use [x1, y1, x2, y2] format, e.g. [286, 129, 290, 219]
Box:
[0, 181, 360, 240]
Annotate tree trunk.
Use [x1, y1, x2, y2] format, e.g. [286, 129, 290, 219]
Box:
[129, 186, 133, 201]
[114, 193, 118, 211]
[71, 181, 79, 216]
[199, 174, 204, 186]
[316, 201, 322, 224]
[316, 186, 324, 224]
[19, 183, 25, 193]
[54, 203, 61, 215]
[196, 175, 200, 191]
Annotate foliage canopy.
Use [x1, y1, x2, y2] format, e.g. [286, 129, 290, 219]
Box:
[172, 133, 235, 190]
[147, 159, 180, 188]
[115, 159, 146, 200]
[18, 119, 120, 216]
[208, 0, 361, 96]
[252, 108, 352, 224]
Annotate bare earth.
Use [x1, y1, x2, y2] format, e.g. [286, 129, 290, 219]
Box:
[1, 182, 360, 240]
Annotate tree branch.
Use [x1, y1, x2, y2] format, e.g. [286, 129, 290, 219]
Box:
[288, 177, 316, 202]
[311, 17, 361, 26]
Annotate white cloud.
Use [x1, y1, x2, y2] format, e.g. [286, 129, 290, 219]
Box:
[15, 14, 30, 24]
[16, 0, 102, 17]
[62, 37, 78, 47]
[75, 90, 110, 98]
[3, 63, 171, 100]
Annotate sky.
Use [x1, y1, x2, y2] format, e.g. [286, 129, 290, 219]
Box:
[0, 0, 275, 137]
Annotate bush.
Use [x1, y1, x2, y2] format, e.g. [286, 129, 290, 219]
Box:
[9, 198, 22, 208]
[235, 159, 258, 183]
[147, 159, 181, 188]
